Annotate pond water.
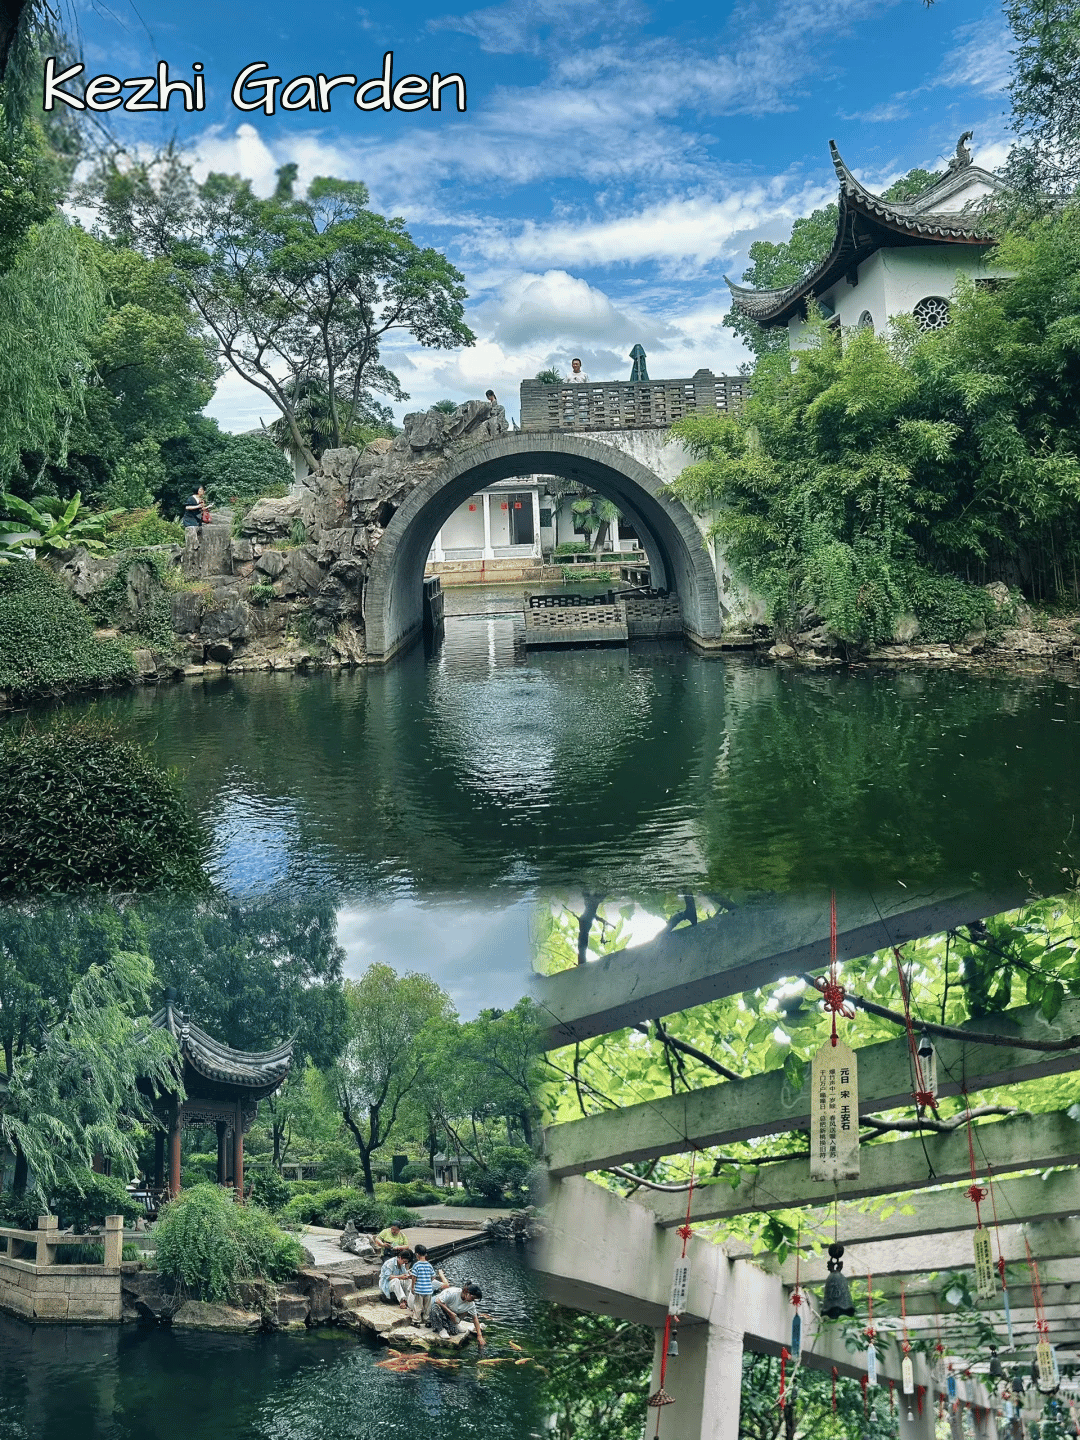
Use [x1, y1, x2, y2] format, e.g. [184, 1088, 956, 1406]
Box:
[0, 1248, 542, 1440]
[12, 594, 1080, 901]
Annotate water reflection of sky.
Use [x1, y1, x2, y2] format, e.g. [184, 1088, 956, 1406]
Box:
[205, 786, 307, 893]
[335, 897, 535, 1019]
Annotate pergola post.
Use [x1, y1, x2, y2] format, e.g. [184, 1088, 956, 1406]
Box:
[233, 1098, 244, 1201]
[973, 1406, 1000, 1440]
[168, 1096, 182, 1199]
[646, 1321, 743, 1440]
[216, 1120, 228, 1185]
[153, 1129, 165, 1191]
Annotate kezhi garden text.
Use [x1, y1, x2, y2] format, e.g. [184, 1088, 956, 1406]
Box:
[42, 55, 466, 114]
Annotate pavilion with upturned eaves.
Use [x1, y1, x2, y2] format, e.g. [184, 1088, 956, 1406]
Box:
[728, 133, 1012, 348]
[145, 990, 293, 1201]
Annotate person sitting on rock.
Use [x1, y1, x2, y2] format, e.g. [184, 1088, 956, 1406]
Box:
[431, 1281, 485, 1348]
[373, 1221, 408, 1253]
[379, 1248, 414, 1310]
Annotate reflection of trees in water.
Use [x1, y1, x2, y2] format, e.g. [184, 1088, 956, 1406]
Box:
[703, 664, 1077, 892]
[20, 656, 1080, 897]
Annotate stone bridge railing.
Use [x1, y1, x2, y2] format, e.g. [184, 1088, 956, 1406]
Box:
[519, 369, 747, 432]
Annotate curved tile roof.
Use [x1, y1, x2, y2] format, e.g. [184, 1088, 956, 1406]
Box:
[727, 139, 1002, 328]
[150, 1001, 293, 1096]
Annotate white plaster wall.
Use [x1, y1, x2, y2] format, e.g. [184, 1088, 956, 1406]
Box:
[789, 244, 1013, 345]
[440, 497, 485, 549]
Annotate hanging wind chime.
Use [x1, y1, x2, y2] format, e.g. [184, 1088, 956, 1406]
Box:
[900, 1282, 917, 1421]
[961, 1093, 999, 1302]
[790, 1228, 804, 1361]
[892, 947, 939, 1118]
[864, 1269, 877, 1388]
[646, 1154, 698, 1432]
[1026, 1234, 1061, 1396]
[811, 894, 860, 1184]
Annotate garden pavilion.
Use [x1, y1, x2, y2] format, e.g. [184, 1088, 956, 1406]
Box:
[145, 990, 293, 1202]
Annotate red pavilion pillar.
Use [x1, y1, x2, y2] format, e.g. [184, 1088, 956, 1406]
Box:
[169, 1096, 182, 1199]
[233, 1098, 244, 1201]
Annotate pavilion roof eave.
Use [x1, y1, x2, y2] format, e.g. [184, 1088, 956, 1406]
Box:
[727, 139, 1000, 330]
[149, 1004, 294, 1095]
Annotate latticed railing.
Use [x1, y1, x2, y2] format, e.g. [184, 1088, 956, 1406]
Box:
[519, 370, 747, 432]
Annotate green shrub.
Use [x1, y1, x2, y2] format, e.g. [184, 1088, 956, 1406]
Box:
[54, 1240, 141, 1264]
[462, 1146, 536, 1205]
[86, 552, 179, 654]
[152, 1184, 306, 1303]
[249, 1167, 292, 1213]
[106, 507, 184, 551]
[0, 714, 212, 895]
[398, 1163, 435, 1185]
[206, 434, 293, 511]
[0, 1191, 45, 1228]
[249, 581, 275, 607]
[278, 1185, 412, 1231]
[376, 1180, 440, 1207]
[49, 1172, 142, 1231]
[0, 560, 135, 699]
[554, 541, 590, 556]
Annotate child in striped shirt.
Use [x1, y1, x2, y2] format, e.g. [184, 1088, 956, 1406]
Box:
[410, 1244, 438, 1323]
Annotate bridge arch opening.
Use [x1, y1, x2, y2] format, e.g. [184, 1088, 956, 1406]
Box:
[364, 432, 723, 662]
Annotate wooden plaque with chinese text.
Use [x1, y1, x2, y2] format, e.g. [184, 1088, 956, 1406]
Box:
[810, 1038, 860, 1181]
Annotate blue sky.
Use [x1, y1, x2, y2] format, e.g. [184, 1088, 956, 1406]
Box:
[63, 0, 1015, 429]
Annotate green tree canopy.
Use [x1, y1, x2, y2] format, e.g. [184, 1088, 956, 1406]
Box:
[327, 964, 454, 1193]
[91, 154, 475, 471]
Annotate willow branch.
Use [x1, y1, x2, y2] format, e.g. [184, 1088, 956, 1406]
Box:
[859, 1105, 1017, 1134]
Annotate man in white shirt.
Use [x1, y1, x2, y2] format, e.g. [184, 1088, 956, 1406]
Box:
[568, 358, 589, 383]
[431, 1281, 486, 1348]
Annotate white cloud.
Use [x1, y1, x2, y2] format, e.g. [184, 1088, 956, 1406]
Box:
[841, 100, 911, 123]
[937, 18, 1014, 95]
[479, 269, 674, 347]
[465, 184, 834, 272]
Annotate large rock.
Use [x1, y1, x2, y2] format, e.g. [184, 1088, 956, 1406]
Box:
[254, 549, 287, 579]
[241, 495, 302, 543]
[200, 600, 254, 644]
[120, 1268, 178, 1323]
[172, 1300, 263, 1333]
[279, 545, 325, 597]
[296, 1269, 332, 1324]
[182, 523, 232, 579]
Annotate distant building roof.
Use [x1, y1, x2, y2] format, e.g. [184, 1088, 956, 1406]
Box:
[149, 993, 293, 1102]
[727, 136, 1007, 329]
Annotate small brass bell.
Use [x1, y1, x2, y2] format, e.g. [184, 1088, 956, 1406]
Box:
[667, 1335, 679, 1358]
[822, 1242, 855, 1319]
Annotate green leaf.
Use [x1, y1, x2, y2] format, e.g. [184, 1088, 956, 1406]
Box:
[1041, 979, 1065, 1022]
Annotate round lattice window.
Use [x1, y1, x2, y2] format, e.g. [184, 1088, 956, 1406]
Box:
[913, 296, 951, 332]
[857, 310, 874, 330]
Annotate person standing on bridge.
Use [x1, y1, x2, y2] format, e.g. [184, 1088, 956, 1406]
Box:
[568, 358, 589, 383]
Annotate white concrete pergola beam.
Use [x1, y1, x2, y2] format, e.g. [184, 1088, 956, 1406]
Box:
[536, 887, 1029, 1047]
[546, 1000, 1080, 1177]
[776, 1217, 1080, 1285]
[722, 1170, 1080, 1258]
[643, 1111, 1080, 1225]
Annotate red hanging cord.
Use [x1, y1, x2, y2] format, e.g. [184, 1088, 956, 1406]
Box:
[832, 1365, 838, 1413]
[963, 1093, 988, 1224]
[649, 1152, 698, 1433]
[1024, 1233, 1050, 1337]
[861, 1374, 868, 1413]
[866, 1268, 874, 1344]
[813, 892, 854, 1044]
[917, 1385, 925, 1417]
[900, 1282, 911, 1354]
[791, 1223, 803, 1313]
[892, 946, 937, 1110]
[986, 1164, 1009, 1292]
[779, 1347, 789, 1411]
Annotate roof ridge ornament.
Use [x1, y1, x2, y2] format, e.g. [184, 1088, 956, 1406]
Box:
[947, 131, 974, 173]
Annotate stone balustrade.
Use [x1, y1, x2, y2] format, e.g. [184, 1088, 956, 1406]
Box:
[518, 370, 747, 432]
[0, 1214, 125, 1321]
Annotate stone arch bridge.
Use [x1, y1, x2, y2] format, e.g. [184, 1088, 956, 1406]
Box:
[364, 371, 758, 663]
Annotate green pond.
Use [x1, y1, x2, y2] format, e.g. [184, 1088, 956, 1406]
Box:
[0, 1248, 541, 1440]
[12, 597, 1080, 900]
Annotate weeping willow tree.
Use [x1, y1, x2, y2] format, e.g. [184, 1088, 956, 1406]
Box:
[1, 949, 182, 1201]
[0, 215, 101, 485]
